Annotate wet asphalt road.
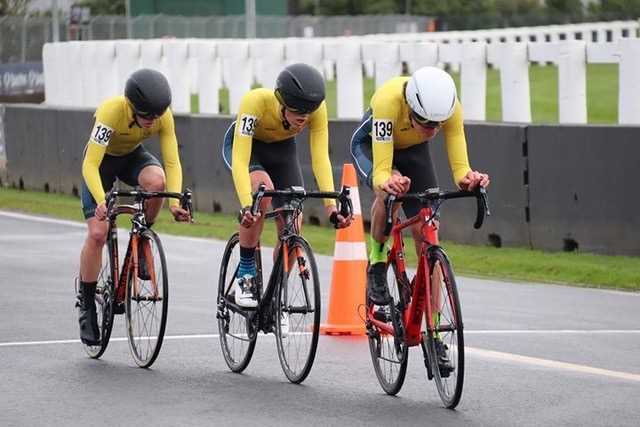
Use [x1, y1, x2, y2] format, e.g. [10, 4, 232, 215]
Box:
[1, 211, 639, 427]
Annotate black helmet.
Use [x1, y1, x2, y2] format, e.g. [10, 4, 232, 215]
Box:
[275, 63, 325, 114]
[125, 68, 171, 118]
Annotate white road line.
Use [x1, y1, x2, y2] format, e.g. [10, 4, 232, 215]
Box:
[466, 346, 640, 383]
[2, 332, 639, 382]
[2, 330, 640, 348]
[0, 211, 85, 229]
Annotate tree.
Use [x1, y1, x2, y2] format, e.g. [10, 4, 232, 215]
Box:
[76, 0, 125, 15]
[0, 0, 31, 15]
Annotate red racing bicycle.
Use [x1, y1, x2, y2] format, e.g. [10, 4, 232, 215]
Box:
[366, 187, 489, 408]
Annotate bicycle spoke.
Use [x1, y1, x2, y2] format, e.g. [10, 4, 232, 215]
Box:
[217, 233, 257, 373]
[126, 231, 168, 368]
[276, 238, 320, 384]
[367, 262, 408, 395]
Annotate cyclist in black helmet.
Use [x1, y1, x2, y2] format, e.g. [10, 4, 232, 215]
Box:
[222, 62, 352, 309]
[77, 68, 190, 346]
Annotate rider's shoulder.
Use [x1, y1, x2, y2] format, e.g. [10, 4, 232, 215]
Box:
[371, 76, 409, 110]
[94, 95, 127, 122]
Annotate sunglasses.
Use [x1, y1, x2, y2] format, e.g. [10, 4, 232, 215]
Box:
[135, 110, 161, 120]
[275, 90, 313, 115]
[410, 110, 443, 129]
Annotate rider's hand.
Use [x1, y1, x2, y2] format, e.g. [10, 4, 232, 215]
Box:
[170, 205, 191, 222]
[94, 201, 107, 221]
[326, 205, 352, 229]
[459, 170, 490, 191]
[239, 207, 261, 228]
[381, 175, 411, 196]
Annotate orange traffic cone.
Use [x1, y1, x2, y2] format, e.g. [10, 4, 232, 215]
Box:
[320, 163, 367, 336]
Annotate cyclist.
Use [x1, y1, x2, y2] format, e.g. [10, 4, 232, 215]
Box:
[350, 66, 490, 370]
[222, 63, 351, 309]
[77, 68, 191, 346]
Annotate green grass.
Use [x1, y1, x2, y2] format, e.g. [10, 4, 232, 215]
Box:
[1, 187, 639, 291]
[190, 64, 618, 123]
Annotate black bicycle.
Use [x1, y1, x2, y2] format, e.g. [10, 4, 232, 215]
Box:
[78, 188, 192, 368]
[217, 184, 352, 383]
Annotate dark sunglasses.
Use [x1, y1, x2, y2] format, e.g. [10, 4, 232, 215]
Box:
[275, 90, 313, 115]
[410, 110, 443, 129]
[135, 110, 161, 120]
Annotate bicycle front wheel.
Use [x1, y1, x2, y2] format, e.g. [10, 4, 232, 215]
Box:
[275, 236, 320, 384]
[217, 233, 257, 373]
[83, 241, 116, 359]
[425, 246, 464, 409]
[125, 229, 168, 368]
[367, 261, 408, 395]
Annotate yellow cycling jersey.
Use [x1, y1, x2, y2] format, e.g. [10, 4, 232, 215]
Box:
[81, 95, 182, 207]
[370, 76, 471, 189]
[231, 88, 335, 207]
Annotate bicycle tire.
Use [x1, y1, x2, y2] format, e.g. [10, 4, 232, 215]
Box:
[275, 236, 321, 384]
[83, 239, 116, 359]
[217, 233, 257, 373]
[425, 246, 464, 409]
[125, 229, 168, 368]
[367, 261, 409, 395]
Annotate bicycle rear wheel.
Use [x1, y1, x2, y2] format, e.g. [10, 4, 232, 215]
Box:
[83, 241, 115, 359]
[425, 246, 464, 408]
[217, 233, 257, 373]
[125, 229, 168, 368]
[275, 236, 320, 384]
[366, 261, 408, 395]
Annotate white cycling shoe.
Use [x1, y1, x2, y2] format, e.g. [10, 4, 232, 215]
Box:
[234, 274, 258, 308]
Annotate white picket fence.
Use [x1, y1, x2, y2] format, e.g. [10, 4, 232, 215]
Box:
[42, 20, 640, 124]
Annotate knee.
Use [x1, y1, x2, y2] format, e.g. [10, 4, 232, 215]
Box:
[87, 227, 107, 247]
[139, 168, 166, 192]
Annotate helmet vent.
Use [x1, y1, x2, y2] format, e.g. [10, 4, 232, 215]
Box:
[415, 91, 425, 111]
[290, 74, 303, 91]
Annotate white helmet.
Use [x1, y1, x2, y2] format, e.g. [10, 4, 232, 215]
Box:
[405, 66, 457, 124]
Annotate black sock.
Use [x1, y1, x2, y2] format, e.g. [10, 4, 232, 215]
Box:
[80, 280, 97, 295]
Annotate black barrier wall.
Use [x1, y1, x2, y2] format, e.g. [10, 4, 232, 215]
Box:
[3, 104, 639, 256]
[527, 125, 640, 255]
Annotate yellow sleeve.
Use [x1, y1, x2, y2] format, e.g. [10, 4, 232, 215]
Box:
[231, 93, 261, 207]
[82, 105, 117, 205]
[82, 142, 108, 205]
[308, 102, 336, 207]
[442, 100, 472, 186]
[370, 98, 396, 190]
[159, 110, 183, 207]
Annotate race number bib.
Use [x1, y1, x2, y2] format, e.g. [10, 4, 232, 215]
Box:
[373, 119, 393, 142]
[89, 122, 114, 147]
[239, 114, 258, 137]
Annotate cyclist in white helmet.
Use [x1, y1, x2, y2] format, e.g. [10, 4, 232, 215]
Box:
[350, 66, 490, 306]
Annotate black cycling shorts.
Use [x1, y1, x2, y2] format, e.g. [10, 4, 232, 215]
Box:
[80, 145, 162, 219]
[222, 122, 304, 208]
[350, 109, 438, 218]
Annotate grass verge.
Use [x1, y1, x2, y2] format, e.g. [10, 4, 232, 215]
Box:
[1, 187, 638, 291]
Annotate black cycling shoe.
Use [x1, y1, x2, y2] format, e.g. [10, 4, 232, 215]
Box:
[367, 262, 392, 306]
[113, 302, 125, 315]
[137, 239, 151, 281]
[434, 338, 454, 378]
[77, 284, 100, 346]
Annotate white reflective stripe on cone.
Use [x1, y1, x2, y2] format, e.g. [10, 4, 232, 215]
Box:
[333, 241, 367, 261]
[349, 186, 362, 216]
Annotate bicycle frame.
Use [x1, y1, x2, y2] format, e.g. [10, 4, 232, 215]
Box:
[367, 206, 452, 347]
[222, 206, 311, 335]
[104, 189, 191, 305]
[106, 205, 149, 306]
